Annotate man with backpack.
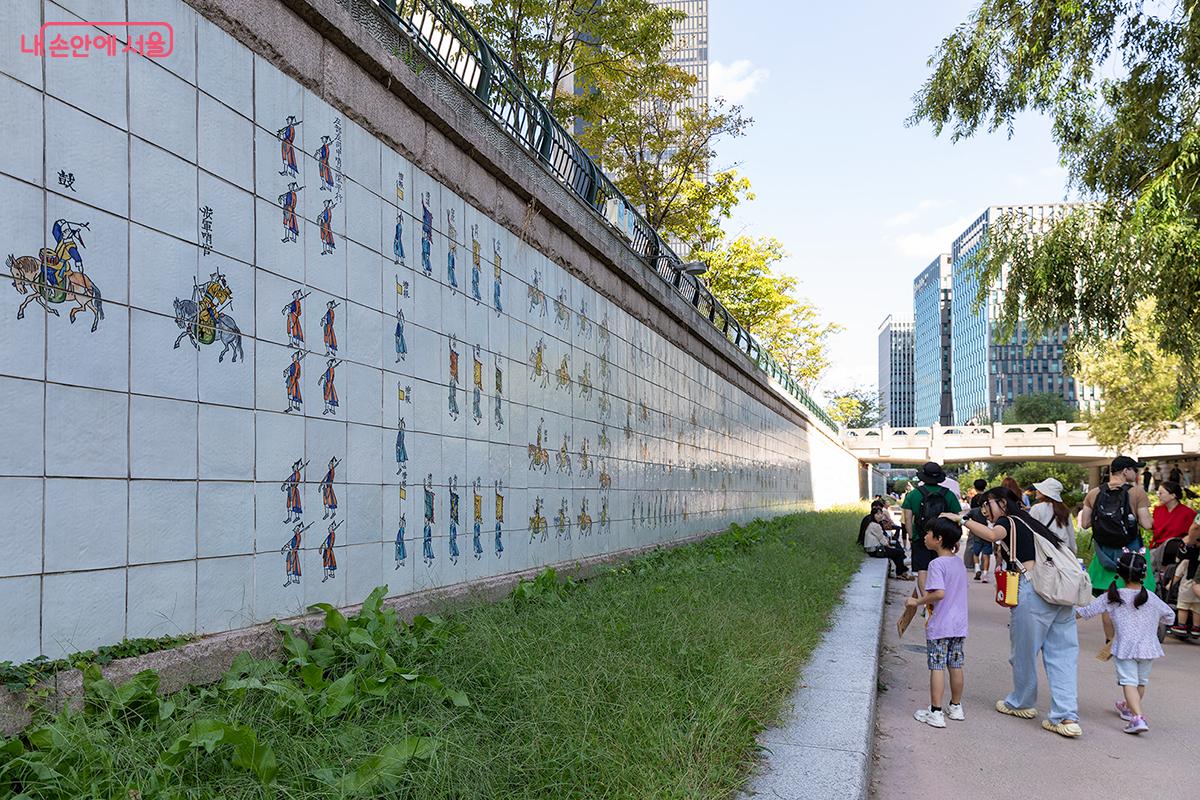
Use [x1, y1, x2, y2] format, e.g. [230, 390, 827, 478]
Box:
[901, 462, 963, 594]
[1079, 455, 1156, 658]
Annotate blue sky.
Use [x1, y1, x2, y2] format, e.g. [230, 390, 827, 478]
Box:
[707, 0, 1072, 397]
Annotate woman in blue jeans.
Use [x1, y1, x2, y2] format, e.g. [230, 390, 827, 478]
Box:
[964, 487, 1083, 738]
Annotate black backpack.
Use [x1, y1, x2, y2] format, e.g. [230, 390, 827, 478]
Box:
[915, 486, 949, 535]
[1091, 484, 1139, 548]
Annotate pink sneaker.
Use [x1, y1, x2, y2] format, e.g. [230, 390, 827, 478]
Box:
[1123, 715, 1149, 735]
[1115, 701, 1133, 722]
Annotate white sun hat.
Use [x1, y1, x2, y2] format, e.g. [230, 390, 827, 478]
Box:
[1032, 477, 1064, 502]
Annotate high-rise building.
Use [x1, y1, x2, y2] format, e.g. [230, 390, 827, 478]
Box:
[949, 204, 1097, 424]
[913, 254, 953, 426]
[878, 315, 915, 428]
[652, 0, 709, 113]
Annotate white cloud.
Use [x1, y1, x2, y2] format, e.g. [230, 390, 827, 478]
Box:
[710, 60, 769, 103]
[889, 215, 974, 261]
[883, 199, 937, 229]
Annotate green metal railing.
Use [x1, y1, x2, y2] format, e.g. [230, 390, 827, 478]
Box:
[370, 0, 838, 431]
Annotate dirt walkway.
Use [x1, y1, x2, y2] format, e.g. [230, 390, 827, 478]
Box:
[871, 574, 1200, 798]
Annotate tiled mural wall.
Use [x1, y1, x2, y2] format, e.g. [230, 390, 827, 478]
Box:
[0, 0, 818, 662]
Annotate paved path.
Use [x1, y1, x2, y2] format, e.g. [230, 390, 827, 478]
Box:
[871, 575, 1200, 798]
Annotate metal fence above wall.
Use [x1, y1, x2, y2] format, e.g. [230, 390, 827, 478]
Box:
[369, 0, 838, 431]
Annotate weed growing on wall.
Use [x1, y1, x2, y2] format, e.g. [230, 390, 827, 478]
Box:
[0, 635, 196, 695]
[0, 512, 863, 799]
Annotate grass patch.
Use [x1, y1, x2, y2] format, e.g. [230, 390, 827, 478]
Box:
[1, 510, 863, 799]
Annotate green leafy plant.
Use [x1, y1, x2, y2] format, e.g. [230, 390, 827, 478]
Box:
[161, 718, 278, 784]
[510, 567, 580, 606]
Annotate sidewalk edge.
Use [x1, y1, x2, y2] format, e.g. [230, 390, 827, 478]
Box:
[738, 557, 889, 800]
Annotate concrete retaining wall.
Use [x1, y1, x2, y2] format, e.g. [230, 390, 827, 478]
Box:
[0, 0, 862, 665]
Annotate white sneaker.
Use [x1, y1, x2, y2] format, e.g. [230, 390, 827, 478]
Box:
[914, 707, 946, 728]
[947, 703, 965, 721]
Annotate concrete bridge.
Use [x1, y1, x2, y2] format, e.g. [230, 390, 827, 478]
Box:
[841, 421, 1200, 467]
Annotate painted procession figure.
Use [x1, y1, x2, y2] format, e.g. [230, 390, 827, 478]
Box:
[470, 223, 482, 304]
[281, 521, 312, 587]
[321, 300, 338, 356]
[318, 199, 336, 255]
[472, 344, 484, 426]
[9, 218, 105, 332]
[472, 478, 484, 560]
[420, 192, 433, 276]
[284, 351, 305, 413]
[172, 270, 243, 362]
[422, 474, 436, 566]
[446, 208, 458, 291]
[320, 457, 340, 519]
[318, 358, 341, 415]
[395, 511, 407, 569]
[393, 173, 406, 265]
[447, 335, 460, 420]
[494, 480, 505, 557]
[493, 239, 503, 315]
[395, 418, 408, 475]
[279, 183, 302, 243]
[320, 519, 343, 582]
[448, 475, 461, 564]
[314, 134, 334, 192]
[278, 116, 301, 178]
[282, 459, 307, 523]
[394, 306, 407, 362]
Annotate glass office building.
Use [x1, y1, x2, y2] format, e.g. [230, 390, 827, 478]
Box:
[912, 254, 952, 426]
[949, 205, 1090, 424]
[877, 315, 915, 427]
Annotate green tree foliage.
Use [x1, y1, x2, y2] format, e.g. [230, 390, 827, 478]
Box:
[957, 462, 1087, 506]
[570, 66, 752, 254]
[825, 387, 884, 429]
[1000, 392, 1078, 424]
[911, 1, 1200, 398]
[458, 0, 679, 120]
[699, 236, 840, 389]
[1075, 299, 1200, 448]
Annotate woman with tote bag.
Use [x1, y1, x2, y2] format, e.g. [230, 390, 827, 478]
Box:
[964, 487, 1083, 738]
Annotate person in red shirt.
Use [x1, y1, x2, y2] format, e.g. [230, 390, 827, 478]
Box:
[1151, 481, 1196, 548]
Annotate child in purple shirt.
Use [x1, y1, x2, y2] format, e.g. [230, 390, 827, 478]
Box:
[906, 517, 969, 728]
[1077, 551, 1174, 734]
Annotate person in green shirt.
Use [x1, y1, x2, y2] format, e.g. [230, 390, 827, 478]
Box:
[902, 462, 963, 594]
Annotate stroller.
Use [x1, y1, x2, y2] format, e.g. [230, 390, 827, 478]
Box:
[1151, 539, 1187, 642]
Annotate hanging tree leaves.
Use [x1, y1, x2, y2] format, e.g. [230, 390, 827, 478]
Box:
[911, 0, 1200, 399]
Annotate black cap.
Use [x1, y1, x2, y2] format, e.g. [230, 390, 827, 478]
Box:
[916, 461, 946, 484]
[1111, 456, 1145, 473]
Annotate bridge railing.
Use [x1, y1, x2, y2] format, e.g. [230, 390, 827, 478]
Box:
[358, 0, 838, 431]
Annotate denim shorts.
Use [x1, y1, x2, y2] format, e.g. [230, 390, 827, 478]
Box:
[971, 538, 994, 557]
[1113, 657, 1153, 687]
[927, 636, 965, 671]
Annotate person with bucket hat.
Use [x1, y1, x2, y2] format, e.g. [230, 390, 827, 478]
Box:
[901, 462, 962, 595]
[1079, 456, 1156, 659]
[1029, 477, 1077, 555]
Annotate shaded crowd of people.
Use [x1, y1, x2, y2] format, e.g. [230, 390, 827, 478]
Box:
[862, 456, 1199, 736]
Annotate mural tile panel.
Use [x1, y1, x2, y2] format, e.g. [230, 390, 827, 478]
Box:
[128, 479, 197, 564]
[0, 0, 817, 660]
